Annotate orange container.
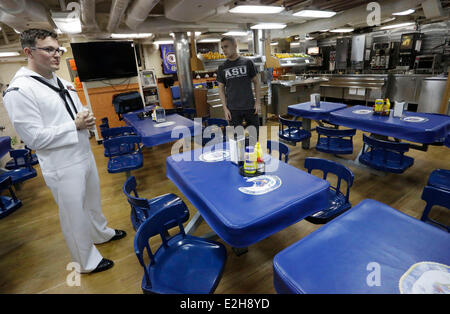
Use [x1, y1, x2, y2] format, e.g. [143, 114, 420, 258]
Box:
[69, 59, 77, 71]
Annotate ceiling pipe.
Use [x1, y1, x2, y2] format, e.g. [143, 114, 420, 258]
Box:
[107, 0, 131, 33]
[136, 16, 241, 34]
[272, 0, 424, 38]
[125, 0, 159, 30]
[1, 25, 9, 44]
[0, 0, 50, 32]
[80, 0, 100, 32]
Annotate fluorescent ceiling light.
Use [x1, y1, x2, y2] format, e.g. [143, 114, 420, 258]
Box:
[153, 40, 173, 45]
[229, 5, 285, 14]
[111, 33, 153, 39]
[293, 10, 336, 18]
[0, 52, 20, 57]
[251, 23, 287, 30]
[222, 31, 248, 36]
[270, 42, 278, 46]
[319, 29, 329, 32]
[392, 9, 415, 16]
[380, 22, 414, 30]
[197, 38, 221, 43]
[187, 32, 202, 37]
[330, 28, 354, 33]
[290, 42, 300, 46]
[51, 11, 82, 34]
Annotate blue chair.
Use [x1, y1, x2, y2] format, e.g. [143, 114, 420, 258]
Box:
[0, 176, 22, 219]
[304, 157, 354, 224]
[278, 115, 311, 146]
[420, 185, 450, 232]
[359, 134, 414, 173]
[122, 176, 189, 231]
[315, 126, 356, 155]
[202, 118, 228, 146]
[5, 145, 38, 170]
[103, 135, 143, 174]
[134, 203, 227, 294]
[427, 169, 450, 192]
[101, 126, 137, 157]
[267, 140, 290, 163]
[180, 107, 196, 120]
[170, 86, 183, 107]
[101, 126, 135, 140]
[0, 149, 37, 185]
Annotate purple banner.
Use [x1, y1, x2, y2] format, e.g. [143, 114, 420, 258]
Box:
[160, 44, 177, 75]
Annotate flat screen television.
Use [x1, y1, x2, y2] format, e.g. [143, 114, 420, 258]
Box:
[71, 41, 138, 82]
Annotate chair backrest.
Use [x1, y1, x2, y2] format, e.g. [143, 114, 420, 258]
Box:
[278, 115, 303, 129]
[9, 149, 32, 169]
[362, 134, 409, 153]
[267, 140, 290, 162]
[103, 135, 141, 157]
[316, 126, 356, 138]
[304, 157, 354, 202]
[122, 176, 151, 221]
[421, 185, 450, 231]
[101, 126, 136, 140]
[422, 186, 450, 212]
[205, 118, 228, 128]
[134, 203, 189, 286]
[181, 108, 196, 119]
[171, 86, 181, 99]
[0, 176, 18, 210]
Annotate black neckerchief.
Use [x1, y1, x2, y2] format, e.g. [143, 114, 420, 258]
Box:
[31, 76, 78, 120]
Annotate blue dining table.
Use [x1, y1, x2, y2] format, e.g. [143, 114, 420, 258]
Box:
[287, 101, 347, 149]
[288, 101, 347, 121]
[166, 147, 330, 249]
[273, 199, 450, 294]
[123, 109, 202, 148]
[328, 105, 450, 144]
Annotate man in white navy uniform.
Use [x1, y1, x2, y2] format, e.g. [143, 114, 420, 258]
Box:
[3, 29, 126, 274]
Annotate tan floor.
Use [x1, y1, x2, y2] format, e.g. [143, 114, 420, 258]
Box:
[0, 119, 449, 294]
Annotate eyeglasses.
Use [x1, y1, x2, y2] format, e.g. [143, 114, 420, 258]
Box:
[31, 46, 65, 56]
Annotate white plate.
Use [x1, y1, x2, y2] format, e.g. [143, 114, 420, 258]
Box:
[401, 116, 428, 123]
[399, 262, 450, 294]
[352, 109, 372, 115]
[199, 149, 230, 162]
[154, 121, 176, 128]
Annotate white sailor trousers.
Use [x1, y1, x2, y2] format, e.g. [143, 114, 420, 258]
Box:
[42, 152, 115, 272]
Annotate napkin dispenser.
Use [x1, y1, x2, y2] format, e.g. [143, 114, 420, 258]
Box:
[152, 107, 166, 122]
[229, 135, 245, 165]
[310, 93, 320, 107]
[393, 101, 406, 118]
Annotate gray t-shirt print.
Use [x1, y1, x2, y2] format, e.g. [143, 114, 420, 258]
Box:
[217, 57, 258, 110]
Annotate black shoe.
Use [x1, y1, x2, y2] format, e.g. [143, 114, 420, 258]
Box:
[91, 258, 114, 273]
[109, 229, 127, 242]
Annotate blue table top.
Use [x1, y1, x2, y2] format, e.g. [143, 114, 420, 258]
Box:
[123, 110, 202, 147]
[288, 101, 347, 120]
[0, 136, 11, 159]
[166, 148, 330, 248]
[328, 105, 450, 144]
[273, 199, 450, 294]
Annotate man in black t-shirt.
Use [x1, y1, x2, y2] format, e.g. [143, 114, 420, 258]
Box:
[217, 36, 261, 132]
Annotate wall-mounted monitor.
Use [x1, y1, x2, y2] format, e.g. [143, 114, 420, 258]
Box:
[71, 41, 138, 82]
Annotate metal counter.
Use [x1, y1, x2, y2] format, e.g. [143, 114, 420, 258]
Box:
[270, 78, 323, 115]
